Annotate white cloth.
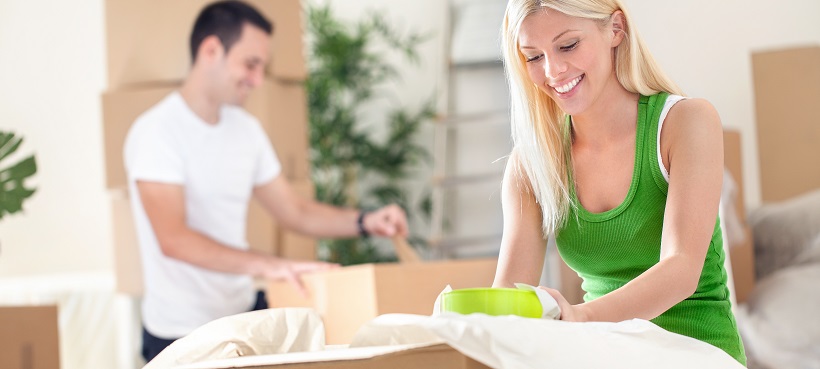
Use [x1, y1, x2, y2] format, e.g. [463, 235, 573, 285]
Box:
[144, 308, 325, 369]
[351, 314, 746, 369]
[124, 92, 281, 338]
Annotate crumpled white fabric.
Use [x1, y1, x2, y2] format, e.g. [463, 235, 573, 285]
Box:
[144, 308, 325, 369]
[351, 313, 745, 369]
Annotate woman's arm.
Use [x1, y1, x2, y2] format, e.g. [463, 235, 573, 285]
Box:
[493, 151, 549, 288]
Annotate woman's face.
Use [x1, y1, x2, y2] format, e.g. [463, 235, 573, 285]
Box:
[518, 9, 624, 115]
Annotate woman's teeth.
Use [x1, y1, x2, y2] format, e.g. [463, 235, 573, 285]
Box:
[554, 75, 583, 94]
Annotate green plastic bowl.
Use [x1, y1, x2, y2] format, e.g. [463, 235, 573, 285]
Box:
[440, 288, 543, 318]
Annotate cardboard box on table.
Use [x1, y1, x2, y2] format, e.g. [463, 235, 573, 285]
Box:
[104, 0, 306, 88]
[0, 306, 60, 369]
[266, 257, 498, 344]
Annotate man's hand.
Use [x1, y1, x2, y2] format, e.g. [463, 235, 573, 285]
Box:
[363, 204, 409, 237]
[261, 257, 339, 297]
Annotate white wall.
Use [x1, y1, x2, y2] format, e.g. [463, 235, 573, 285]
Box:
[0, 0, 111, 276]
[623, 0, 820, 209]
[1, 0, 818, 276]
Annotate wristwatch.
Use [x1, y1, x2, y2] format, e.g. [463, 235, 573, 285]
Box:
[357, 210, 370, 238]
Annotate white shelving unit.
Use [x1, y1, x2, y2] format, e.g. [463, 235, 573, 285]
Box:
[429, 0, 511, 258]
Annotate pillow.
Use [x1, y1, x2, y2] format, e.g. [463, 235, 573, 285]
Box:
[735, 263, 820, 369]
[748, 189, 820, 280]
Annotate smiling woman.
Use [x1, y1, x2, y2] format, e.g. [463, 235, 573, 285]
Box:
[492, 0, 746, 365]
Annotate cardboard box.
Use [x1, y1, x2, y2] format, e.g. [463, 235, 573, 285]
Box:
[105, 0, 306, 88]
[245, 79, 312, 181]
[178, 343, 489, 369]
[752, 46, 820, 202]
[0, 306, 60, 369]
[101, 82, 179, 189]
[723, 130, 756, 304]
[274, 179, 317, 260]
[266, 258, 498, 344]
[111, 189, 144, 296]
[247, 199, 280, 256]
[102, 79, 310, 188]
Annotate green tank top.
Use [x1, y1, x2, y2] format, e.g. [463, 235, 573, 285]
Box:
[555, 93, 747, 364]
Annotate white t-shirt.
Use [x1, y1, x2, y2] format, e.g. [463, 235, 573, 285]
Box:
[124, 92, 281, 338]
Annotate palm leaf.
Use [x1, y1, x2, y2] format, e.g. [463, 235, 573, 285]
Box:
[0, 131, 38, 220]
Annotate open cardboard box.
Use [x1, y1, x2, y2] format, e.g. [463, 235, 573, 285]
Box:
[176, 343, 489, 369]
[266, 243, 497, 344]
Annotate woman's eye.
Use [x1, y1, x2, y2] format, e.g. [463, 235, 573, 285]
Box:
[525, 54, 543, 63]
[560, 41, 579, 52]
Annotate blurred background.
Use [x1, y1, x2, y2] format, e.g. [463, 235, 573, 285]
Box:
[1, 0, 819, 368]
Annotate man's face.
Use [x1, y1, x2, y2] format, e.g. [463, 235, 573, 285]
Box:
[212, 23, 270, 106]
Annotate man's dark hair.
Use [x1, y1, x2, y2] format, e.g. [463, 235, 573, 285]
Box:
[189, 0, 273, 63]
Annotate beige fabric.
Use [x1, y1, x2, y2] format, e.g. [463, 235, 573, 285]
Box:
[144, 308, 325, 369]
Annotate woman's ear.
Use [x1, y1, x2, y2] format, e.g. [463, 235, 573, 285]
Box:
[610, 10, 626, 47]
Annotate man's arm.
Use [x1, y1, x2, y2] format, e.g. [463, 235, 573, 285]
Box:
[137, 180, 334, 291]
[252, 176, 409, 238]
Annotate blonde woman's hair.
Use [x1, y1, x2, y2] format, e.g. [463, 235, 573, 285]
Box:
[502, 0, 682, 237]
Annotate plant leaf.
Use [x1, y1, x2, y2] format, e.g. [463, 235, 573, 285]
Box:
[0, 154, 38, 220]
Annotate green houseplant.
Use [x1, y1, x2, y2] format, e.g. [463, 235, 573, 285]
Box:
[0, 131, 37, 220]
[305, 4, 435, 265]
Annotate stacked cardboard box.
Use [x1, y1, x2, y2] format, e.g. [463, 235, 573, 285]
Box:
[102, 0, 315, 295]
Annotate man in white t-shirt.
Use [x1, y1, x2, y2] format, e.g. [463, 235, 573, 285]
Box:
[123, 1, 409, 362]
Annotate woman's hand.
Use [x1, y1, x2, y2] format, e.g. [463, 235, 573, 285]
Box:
[538, 286, 590, 322]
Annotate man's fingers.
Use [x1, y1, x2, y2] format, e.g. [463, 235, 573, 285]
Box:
[368, 205, 409, 237]
[286, 269, 308, 298]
